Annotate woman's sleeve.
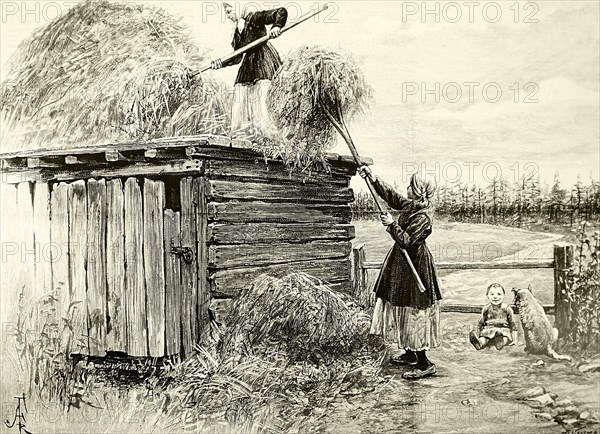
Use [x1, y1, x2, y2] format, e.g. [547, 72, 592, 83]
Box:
[385, 213, 431, 248]
[506, 306, 518, 332]
[222, 32, 244, 67]
[251, 8, 288, 28]
[372, 176, 412, 211]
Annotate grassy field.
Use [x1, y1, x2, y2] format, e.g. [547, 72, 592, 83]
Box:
[353, 219, 565, 305]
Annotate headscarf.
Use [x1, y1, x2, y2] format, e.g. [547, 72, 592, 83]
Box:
[222, 2, 260, 32]
[409, 172, 437, 210]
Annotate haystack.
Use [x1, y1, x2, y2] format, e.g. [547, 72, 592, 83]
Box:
[220, 272, 370, 361]
[0, 0, 229, 152]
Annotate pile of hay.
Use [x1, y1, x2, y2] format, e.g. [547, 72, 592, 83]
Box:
[219, 272, 370, 361]
[0, 0, 229, 152]
[267, 45, 372, 154]
[154, 272, 384, 431]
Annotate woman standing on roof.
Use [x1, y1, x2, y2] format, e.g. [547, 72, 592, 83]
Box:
[211, 3, 288, 135]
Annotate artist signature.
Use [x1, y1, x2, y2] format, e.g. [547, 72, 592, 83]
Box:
[4, 395, 32, 434]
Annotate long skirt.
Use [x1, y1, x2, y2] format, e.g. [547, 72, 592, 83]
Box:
[231, 79, 273, 135]
[369, 298, 441, 351]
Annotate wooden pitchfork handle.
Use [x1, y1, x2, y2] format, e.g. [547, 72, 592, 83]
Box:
[318, 101, 428, 294]
[190, 4, 329, 78]
[367, 175, 428, 294]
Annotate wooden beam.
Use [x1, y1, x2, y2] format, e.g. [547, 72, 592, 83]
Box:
[105, 150, 126, 162]
[196, 177, 210, 345]
[68, 181, 89, 355]
[209, 223, 355, 245]
[361, 260, 554, 270]
[206, 179, 354, 204]
[86, 179, 108, 357]
[145, 148, 188, 160]
[2, 159, 205, 184]
[441, 304, 555, 315]
[206, 159, 350, 186]
[0, 158, 27, 170]
[27, 157, 63, 168]
[209, 258, 352, 297]
[554, 244, 574, 336]
[208, 202, 352, 224]
[208, 241, 352, 269]
[0, 134, 371, 168]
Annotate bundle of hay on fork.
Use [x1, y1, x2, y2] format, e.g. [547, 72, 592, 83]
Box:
[267, 45, 372, 164]
[0, 0, 229, 152]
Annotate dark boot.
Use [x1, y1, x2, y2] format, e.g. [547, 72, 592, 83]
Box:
[402, 350, 437, 380]
[415, 350, 433, 370]
[391, 349, 418, 365]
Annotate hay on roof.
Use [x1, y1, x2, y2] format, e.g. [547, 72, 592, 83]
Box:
[0, 0, 229, 152]
[267, 45, 373, 150]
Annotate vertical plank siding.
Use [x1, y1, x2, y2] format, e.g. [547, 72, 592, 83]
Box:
[196, 179, 210, 339]
[0, 183, 19, 326]
[124, 178, 147, 357]
[68, 180, 89, 355]
[86, 179, 107, 356]
[15, 183, 35, 304]
[32, 182, 52, 296]
[50, 183, 71, 354]
[143, 179, 166, 357]
[106, 179, 126, 353]
[164, 209, 182, 356]
[180, 177, 198, 355]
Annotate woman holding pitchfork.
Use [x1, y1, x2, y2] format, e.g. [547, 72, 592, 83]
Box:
[211, 3, 288, 135]
[358, 167, 442, 380]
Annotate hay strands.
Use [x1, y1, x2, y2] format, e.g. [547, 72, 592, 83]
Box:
[190, 4, 329, 78]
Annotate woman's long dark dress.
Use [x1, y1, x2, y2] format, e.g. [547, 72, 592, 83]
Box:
[368, 176, 442, 350]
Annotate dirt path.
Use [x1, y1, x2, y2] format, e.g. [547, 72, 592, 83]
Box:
[308, 313, 599, 433]
[323, 223, 599, 432]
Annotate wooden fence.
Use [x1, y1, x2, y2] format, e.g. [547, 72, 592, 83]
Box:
[351, 243, 574, 332]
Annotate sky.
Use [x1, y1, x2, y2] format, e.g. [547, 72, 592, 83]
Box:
[0, 0, 598, 188]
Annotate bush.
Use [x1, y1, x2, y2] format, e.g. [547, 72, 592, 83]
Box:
[564, 222, 600, 351]
[12, 284, 92, 408]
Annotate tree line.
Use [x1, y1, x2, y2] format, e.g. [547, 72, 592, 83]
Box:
[351, 173, 600, 226]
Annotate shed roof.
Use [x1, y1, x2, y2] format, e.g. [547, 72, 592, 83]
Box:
[0, 134, 372, 183]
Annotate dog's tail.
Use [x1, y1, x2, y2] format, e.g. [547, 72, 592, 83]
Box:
[546, 345, 572, 362]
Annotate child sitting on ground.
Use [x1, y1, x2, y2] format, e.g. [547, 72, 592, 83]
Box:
[469, 283, 518, 350]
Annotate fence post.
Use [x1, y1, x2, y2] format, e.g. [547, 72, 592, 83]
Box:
[352, 244, 366, 304]
[554, 243, 574, 338]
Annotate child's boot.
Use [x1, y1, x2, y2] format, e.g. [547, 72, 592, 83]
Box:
[469, 331, 482, 350]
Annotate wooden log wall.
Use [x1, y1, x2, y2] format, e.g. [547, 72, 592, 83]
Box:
[203, 155, 357, 320]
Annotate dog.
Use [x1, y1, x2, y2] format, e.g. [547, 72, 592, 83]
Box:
[512, 285, 572, 362]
